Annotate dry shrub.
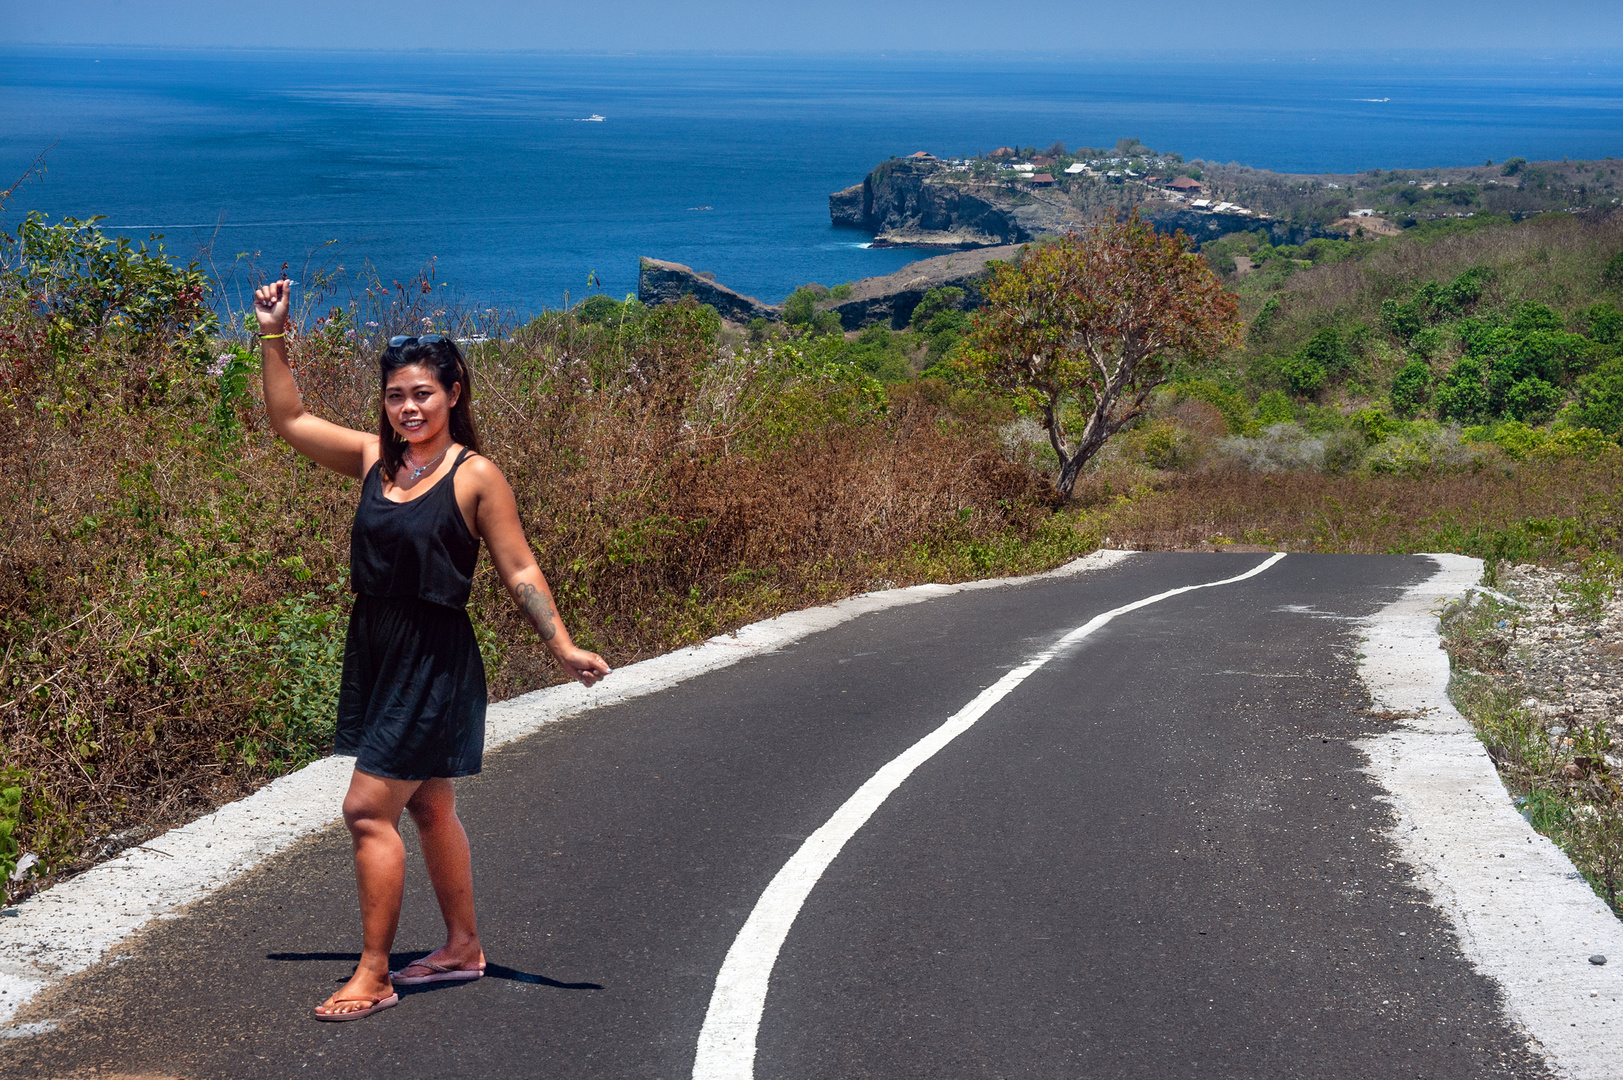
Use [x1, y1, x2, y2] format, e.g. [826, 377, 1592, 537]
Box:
[1082, 454, 1623, 554]
[0, 295, 1061, 887]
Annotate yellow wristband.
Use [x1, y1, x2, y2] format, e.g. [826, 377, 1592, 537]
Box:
[259, 331, 286, 340]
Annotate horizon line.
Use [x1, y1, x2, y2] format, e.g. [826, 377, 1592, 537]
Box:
[5, 42, 1623, 62]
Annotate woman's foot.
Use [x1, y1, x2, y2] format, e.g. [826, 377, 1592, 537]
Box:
[314, 970, 397, 1020]
[392, 945, 486, 984]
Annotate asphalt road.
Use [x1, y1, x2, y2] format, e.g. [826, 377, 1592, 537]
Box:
[1, 553, 1552, 1079]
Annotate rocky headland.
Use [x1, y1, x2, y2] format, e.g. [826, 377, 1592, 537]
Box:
[638, 244, 1023, 330]
[831, 155, 1334, 250]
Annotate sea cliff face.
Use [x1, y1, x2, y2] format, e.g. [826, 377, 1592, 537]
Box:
[830, 158, 1336, 249]
[830, 159, 1053, 246]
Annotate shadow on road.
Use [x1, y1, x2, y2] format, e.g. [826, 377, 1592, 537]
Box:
[264, 952, 604, 991]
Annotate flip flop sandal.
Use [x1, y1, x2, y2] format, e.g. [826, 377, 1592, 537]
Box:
[312, 992, 399, 1022]
[391, 959, 486, 986]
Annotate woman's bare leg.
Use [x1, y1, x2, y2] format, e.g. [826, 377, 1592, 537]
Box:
[314, 768, 420, 1017]
[402, 778, 485, 971]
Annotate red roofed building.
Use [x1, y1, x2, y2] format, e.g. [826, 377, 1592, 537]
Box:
[1168, 176, 1203, 192]
[1029, 173, 1055, 186]
[908, 150, 936, 159]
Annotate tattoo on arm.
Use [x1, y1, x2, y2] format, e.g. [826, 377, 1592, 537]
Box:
[514, 582, 558, 641]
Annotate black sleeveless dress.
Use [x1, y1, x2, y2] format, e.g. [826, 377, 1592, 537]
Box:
[335, 448, 486, 781]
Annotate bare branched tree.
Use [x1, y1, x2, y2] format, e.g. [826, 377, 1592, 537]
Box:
[968, 213, 1241, 500]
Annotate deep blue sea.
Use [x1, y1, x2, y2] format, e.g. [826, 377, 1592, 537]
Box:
[3, 48, 1621, 313]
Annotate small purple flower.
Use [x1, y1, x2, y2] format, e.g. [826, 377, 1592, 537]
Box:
[209, 353, 231, 377]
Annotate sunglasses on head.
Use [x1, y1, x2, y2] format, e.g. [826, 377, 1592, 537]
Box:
[388, 334, 448, 348]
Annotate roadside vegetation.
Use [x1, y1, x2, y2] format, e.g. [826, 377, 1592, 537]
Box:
[3, 164, 1622, 907]
[0, 211, 1087, 899]
[1441, 552, 1623, 917]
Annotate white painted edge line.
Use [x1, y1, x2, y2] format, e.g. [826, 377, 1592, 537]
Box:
[1358, 552, 1623, 1080]
[691, 551, 1288, 1080]
[0, 548, 1137, 1031]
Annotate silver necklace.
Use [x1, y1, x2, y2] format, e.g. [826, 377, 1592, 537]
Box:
[403, 444, 450, 483]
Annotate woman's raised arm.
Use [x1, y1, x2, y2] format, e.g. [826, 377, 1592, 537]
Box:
[255, 279, 377, 479]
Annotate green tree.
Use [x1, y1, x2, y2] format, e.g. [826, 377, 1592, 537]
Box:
[1435, 356, 1491, 422]
[967, 214, 1241, 500]
[1503, 377, 1562, 423]
[783, 285, 842, 337]
[1280, 327, 1346, 397]
[1586, 302, 1623, 345]
[1563, 357, 1623, 436]
[1390, 358, 1433, 418]
[909, 286, 965, 330]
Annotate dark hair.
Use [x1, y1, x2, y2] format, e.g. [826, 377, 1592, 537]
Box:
[377, 337, 482, 477]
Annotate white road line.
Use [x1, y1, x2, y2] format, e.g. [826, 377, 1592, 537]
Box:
[0, 549, 1135, 1032]
[692, 552, 1287, 1079]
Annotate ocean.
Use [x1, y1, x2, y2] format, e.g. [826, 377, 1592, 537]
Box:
[3, 47, 1621, 314]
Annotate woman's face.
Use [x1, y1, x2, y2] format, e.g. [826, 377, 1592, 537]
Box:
[383, 363, 460, 446]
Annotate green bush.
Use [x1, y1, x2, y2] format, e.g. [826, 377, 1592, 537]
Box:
[1254, 389, 1295, 427]
[1503, 377, 1562, 423]
[1279, 327, 1347, 397]
[1411, 326, 1443, 358]
[1435, 356, 1491, 422]
[1585, 302, 1623, 345]
[909, 286, 965, 330]
[1349, 407, 1397, 444]
[1510, 301, 1564, 335]
[838, 325, 911, 383]
[576, 293, 647, 326]
[783, 284, 833, 329]
[10, 213, 217, 366]
[0, 784, 21, 892]
[1390, 358, 1433, 418]
[1563, 357, 1623, 436]
[1380, 298, 1424, 342]
[1134, 420, 1199, 470]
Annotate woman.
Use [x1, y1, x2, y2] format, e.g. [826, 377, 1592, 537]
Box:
[252, 279, 611, 1021]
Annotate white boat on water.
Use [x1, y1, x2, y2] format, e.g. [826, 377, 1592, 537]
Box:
[577, 114, 606, 122]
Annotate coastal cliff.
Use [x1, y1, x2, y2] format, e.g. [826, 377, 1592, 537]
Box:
[830, 158, 1065, 246]
[637, 258, 780, 323]
[831, 156, 1337, 249]
[638, 244, 1024, 329]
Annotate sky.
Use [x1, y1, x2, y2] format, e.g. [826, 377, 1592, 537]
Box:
[3, 0, 1621, 53]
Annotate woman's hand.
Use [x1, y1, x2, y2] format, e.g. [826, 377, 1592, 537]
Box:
[254, 278, 291, 335]
[552, 643, 612, 687]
